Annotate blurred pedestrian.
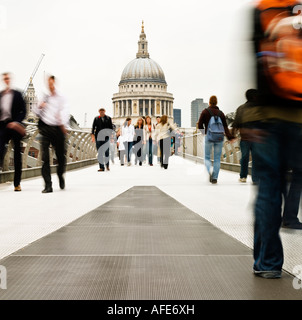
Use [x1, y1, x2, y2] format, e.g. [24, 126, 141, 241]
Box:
[251, 0, 302, 278]
[117, 131, 126, 166]
[0, 72, 26, 191]
[134, 117, 145, 166]
[282, 169, 302, 229]
[154, 115, 177, 169]
[109, 130, 116, 164]
[198, 95, 235, 184]
[231, 89, 259, 184]
[144, 115, 155, 166]
[91, 108, 113, 172]
[174, 130, 181, 156]
[34, 75, 69, 193]
[155, 116, 161, 163]
[122, 117, 135, 166]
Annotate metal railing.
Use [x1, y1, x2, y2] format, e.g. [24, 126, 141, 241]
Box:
[180, 131, 251, 173]
[0, 122, 98, 183]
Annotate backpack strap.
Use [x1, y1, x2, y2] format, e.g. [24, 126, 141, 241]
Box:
[207, 107, 222, 120]
[207, 107, 214, 117]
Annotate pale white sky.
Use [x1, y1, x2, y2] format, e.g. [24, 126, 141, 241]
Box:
[0, 0, 255, 127]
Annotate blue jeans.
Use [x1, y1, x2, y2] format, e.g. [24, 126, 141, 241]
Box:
[240, 140, 258, 183]
[204, 136, 223, 180]
[252, 121, 302, 272]
[125, 141, 133, 163]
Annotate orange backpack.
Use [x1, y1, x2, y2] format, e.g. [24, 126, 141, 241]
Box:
[257, 0, 302, 101]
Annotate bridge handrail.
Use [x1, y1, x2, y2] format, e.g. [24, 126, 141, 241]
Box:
[1, 121, 98, 176]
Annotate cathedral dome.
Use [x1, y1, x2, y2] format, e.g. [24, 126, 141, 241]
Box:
[120, 58, 166, 85]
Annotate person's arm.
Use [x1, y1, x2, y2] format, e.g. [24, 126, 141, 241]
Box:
[91, 117, 96, 142]
[59, 95, 70, 134]
[109, 117, 113, 130]
[16, 91, 26, 122]
[221, 112, 235, 140]
[198, 110, 205, 130]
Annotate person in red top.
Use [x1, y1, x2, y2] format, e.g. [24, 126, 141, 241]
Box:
[198, 95, 235, 183]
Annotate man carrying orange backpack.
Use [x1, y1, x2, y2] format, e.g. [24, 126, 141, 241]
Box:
[251, 0, 302, 278]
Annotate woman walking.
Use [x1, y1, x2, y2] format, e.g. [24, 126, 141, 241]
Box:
[198, 95, 235, 184]
[144, 116, 155, 166]
[122, 117, 135, 166]
[134, 117, 145, 166]
[154, 115, 177, 169]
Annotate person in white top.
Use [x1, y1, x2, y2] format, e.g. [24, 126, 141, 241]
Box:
[154, 115, 177, 169]
[34, 75, 70, 193]
[121, 117, 135, 166]
[116, 130, 126, 166]
[144, 116, 155, 166]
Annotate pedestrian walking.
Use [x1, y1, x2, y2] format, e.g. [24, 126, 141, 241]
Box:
[134, 117, 145, 166]
[198, 95, 235, 184]
[231, 89, 259, 184]
[34, 75, 69, 193]
[0, 72, 26, 191]
[91, 108, 113, 172]
[144, 115, 155, 166]
[154, 115, 177, 169]
[122, 117, 135, 166]
[250, 0, 302, 278]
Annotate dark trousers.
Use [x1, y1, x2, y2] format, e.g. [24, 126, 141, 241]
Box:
[283, 170, 302, 225]
[147, 138, 153, 165]
[96, 137, 109, 170]
[125, 141, 133, 163]
[40, 124, 66, 187]
[159, 137, 171, 168]
[134, 141, 143, 165]
[240, 140, 258, 182]
[0, 122, 23, 187]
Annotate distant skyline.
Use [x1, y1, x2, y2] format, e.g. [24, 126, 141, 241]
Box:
[0, 0, 255, 128]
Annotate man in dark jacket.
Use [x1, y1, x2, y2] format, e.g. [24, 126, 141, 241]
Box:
[0, 72, 26, 191]
[231, 89, 259, 184]
[91, 108, 113, 171]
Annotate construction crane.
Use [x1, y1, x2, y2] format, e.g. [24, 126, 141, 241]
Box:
[23, 53, 45, 96]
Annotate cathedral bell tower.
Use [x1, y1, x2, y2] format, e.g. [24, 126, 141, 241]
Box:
[136, 21, 150, 59]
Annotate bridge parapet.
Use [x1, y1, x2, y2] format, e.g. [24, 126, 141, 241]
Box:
[181, 132, 251, 174]
[0, 122, 97, 183]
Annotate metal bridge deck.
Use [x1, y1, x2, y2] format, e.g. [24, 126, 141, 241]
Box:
[0, 157, 301, 299]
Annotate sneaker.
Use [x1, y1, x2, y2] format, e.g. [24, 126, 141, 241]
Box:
[14, 185, 21, 192]
[127, 163, 131, 166]
[211, 179, 217, 184]
[253, 269, 282, 279]
[239, 178, 247, 183]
